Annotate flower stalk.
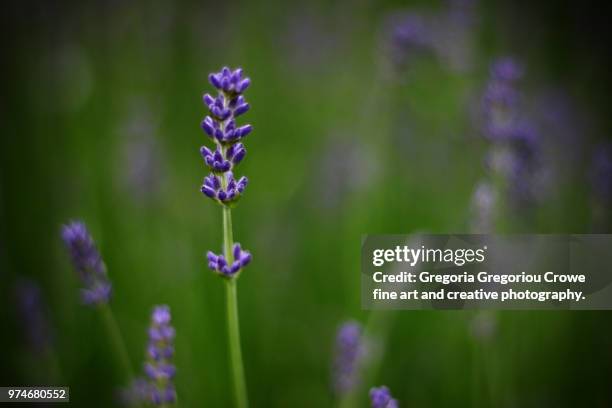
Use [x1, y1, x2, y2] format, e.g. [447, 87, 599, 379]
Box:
[99, 303, 136, 382]
[61, 221, 136, 385]
[200, 66, 253, 407]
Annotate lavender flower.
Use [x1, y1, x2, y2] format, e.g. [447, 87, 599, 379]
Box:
[200, 66, 253, 279]
[490, 57, 523, 82]
[591, 143, 612, 204]
[385, 12, 433, 70]
[333, 321, 364, 394]
[481, 57, 543, 208]
[482, 57, 524, 141]
[143, 305, 176, 405]
[61, 221, 112, 305]
[14, 279, 53, 355]
[207, 243, 252, 278]
[370, 386, 399, 408]
[200, 67, 252, 208]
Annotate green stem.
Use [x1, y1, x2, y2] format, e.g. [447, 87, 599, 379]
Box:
[223, 206, 248, 408]
[99, 303, 135, 382]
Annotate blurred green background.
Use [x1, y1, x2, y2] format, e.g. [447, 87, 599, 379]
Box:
[1, 0, 612, 406]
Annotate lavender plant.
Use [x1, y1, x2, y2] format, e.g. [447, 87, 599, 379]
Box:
[143, 305, 177, 406]
[370, 386, 399, 408]
[14, 279, 54, 356]
[61, 221, 112, 305]
[385, 12, 432, 71]
[333, 321, 364, 395]
[61, 221, 135, 383]
[481, 57, 542, 213]
[200, 67, 252, 407]
[590, 142, 612, 230]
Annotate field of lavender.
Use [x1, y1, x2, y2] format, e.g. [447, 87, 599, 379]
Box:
[2, 0, 612, 407]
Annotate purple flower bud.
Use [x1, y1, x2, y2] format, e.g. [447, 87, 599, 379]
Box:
[233, 243, 242, 260]
[490, 57, 523, 82]
[217, 255, 227, 268]
[370, 386, 398, 408]
[203, 93, 215, 107]
[214, 127, 224, 141]
[236, 78, 251, 93]
[200, 185, 214, 198]
[200, 145, 213, 158]
[236, 124, 252, 138]
[61, 221, 112, 306]
[208, 73, 221, 89]
[153, 306, 171, 325]
[207, 251, 218, 263]
[232, 148, 246, 165]
[201, 117, 215, 137]
[234, 102, 250, 117]
[239, 252, 252, 267]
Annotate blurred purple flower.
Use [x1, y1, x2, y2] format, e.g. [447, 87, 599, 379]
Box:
[430, 0, 478, 72]
[14, 279, 53, 355]
[143, 305, 176, 405]
[490, 57, 524, 82]
[61, 221, 112, 305]
[482, 57, 524, 141]
[591, 143, 612, 204]
[332, 321, 364, 394]
[384, 12, 433, 69]
[370, 385, 398, 408]
[480, 57, 544, 208]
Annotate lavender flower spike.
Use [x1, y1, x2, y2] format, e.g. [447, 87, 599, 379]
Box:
[199, 66, 251, 407]
[200, 66, 252, 207]
[333, 321, 364, 394]
[143, 305, 177, 405]
[15, 279, 53, 355]
[370, 386, 399, 408]
[61, 221, 112, 305]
